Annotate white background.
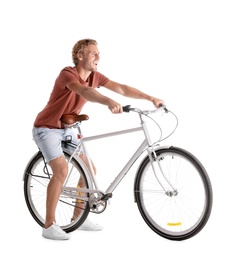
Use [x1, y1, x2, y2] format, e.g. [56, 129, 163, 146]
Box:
[1, 0, 233, 259]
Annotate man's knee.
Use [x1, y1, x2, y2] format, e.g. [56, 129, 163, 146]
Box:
[49, 156, 68, 180]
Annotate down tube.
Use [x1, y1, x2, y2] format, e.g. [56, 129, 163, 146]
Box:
[105, 139, 147, 194]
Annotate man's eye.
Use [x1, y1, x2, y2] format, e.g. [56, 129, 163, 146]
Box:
[89, 52, 99, 56]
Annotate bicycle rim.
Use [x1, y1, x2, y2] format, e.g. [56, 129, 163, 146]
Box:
[24, 151, 90, 232]
[135, 147, 212, 240]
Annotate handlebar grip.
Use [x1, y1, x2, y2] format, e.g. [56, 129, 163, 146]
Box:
[159, 103, 168, 113]
[122, 105, 131, 112]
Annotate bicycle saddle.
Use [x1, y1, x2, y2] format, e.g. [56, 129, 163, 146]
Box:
[60, 114, 89, 125]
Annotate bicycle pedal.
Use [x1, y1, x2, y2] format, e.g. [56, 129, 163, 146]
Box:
[101, 193, 112, 201]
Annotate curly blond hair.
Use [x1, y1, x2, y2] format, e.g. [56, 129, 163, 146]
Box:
[72, 39, 98, 66]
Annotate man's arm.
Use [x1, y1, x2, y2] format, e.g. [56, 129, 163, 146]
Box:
[66, 81, 123, 113]
[103, 80, 164, 108]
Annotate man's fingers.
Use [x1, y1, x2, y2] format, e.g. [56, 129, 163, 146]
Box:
[111, 104, 122, 114]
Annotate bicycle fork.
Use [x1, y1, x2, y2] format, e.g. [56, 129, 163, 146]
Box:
[147, 147, 177, 196]
[141, 117, 177, 196]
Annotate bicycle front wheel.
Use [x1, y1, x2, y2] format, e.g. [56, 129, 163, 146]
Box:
[134, 146, 213, 241]
[23, 151, 90, 233]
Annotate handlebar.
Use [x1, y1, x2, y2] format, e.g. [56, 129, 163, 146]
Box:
[122, 104, 168, 114]
[122, 104, 177, 143]
[122, 105, 132, 112]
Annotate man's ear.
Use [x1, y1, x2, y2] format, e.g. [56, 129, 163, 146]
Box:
[78, 53, 83, 60]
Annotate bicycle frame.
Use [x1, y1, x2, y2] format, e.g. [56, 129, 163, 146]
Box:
[82, 128, 147, 194]
[63, 112, 172, 197]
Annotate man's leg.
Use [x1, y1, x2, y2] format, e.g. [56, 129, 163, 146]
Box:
[72, 154, 96, 220]
[44, 156, 68, 228]
[72, 154, 103, 231]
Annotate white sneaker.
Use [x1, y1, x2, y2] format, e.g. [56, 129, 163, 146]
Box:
[78, 219, 103, 231]
[42, 222, 71, 240]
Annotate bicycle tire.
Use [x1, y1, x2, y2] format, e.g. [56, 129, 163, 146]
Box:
[23, 150, 90, 233]
[134, 146, 213, 241]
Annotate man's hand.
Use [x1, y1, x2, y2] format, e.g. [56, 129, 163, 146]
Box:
[151, 97, 165, 108]
[107, 100, 123, 114]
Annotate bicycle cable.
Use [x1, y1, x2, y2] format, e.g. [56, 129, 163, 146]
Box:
[143, 109, 179, 144]
[123, 105, 179, 143]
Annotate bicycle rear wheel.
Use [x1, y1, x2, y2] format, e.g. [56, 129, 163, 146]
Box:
[23, 151, 90, 233]
[134, 146, 213, 241]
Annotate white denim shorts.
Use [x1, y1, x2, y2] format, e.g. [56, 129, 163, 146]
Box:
[32, 127, 81, 163]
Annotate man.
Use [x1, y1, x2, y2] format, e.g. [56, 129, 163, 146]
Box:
[33, 39, 164, 240]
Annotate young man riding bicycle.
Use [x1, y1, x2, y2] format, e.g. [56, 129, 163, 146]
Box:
[33, 38, 164, 240]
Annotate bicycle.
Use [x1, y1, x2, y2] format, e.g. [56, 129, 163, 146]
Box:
[23, 105, 213, 241]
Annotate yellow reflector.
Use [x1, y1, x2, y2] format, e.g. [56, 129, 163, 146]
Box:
[167, 222, 182, 226]
[77, 185, 82, 203]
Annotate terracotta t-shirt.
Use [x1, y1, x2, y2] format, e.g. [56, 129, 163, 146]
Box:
[34, 66, 109, 129]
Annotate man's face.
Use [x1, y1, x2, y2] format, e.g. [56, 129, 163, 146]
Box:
[80, 44, 100, 71]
